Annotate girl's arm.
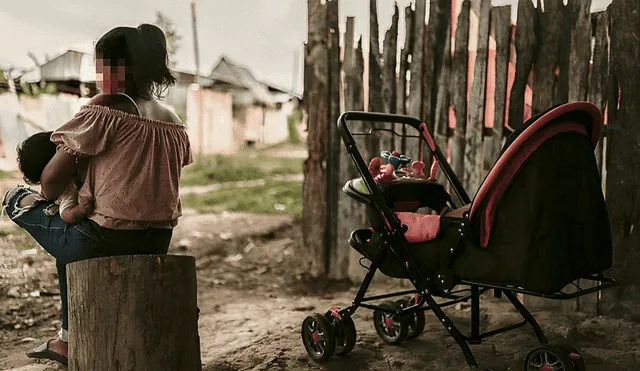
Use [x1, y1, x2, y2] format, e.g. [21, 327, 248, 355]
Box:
[40, 152, 78, 200]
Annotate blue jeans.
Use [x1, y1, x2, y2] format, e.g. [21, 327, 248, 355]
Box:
[2, 185, 172, 333]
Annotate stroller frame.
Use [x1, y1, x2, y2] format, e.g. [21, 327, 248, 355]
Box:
[309, 111, 616, 369]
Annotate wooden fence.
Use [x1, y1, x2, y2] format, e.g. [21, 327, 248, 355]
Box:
[302, 0, 640, 318]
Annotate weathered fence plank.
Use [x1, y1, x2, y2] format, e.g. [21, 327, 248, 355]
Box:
[590, 11, 609, 173]
[381, 3, 399, 152]
[568, 0, 592, 103]
[396, 5, 414, 153]
[368, 0, 383, 160]
[507, 0, 536, 130]
[341, 18, 367, 282]
[302, 0, 328, 277]
[602, 0, 640, 319]
[463, 0, 490, 197]
[432, 10, 452, 187]
[326, 0, 345, 280]
[531, 0, 566, 116]
[482, 5, 511, 172]
[450, 0, 471, 194]
[423, 0, 453, 136]
[406, 0, 426, 162]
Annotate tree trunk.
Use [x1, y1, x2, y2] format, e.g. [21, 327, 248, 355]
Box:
[463, 0, 490, 197]
[303, 0, 329, 277]
[450, 0, 471, 201]
[67, 255, 201, 371]
[601, 0, 640, 320]
[482, 5, 511, 172]
[507, 0, 537, 130]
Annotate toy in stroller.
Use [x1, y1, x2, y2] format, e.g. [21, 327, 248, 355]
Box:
[300, 102, 616, 370]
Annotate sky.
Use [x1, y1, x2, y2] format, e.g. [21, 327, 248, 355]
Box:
[0, 0, 612, 94]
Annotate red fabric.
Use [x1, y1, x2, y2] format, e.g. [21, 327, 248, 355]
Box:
[469, 102, 603, 248]
[395, 212, 441, 243]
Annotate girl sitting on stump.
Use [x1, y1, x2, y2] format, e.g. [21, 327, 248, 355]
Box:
[2, 23, 192, 366]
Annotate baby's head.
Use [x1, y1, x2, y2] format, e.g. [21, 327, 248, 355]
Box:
[16, 131, 57, 185]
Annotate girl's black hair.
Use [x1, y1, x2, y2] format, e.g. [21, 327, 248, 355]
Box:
[16, 131, 57, 185]
[94, 24, 176, 100]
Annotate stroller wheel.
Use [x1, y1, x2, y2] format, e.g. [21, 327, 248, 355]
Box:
[555, 344, 586, 371]
[331, 315, 357, 356]
[523, 344, 576, 371]
[373, 301, 408, 345]
[301, 313, 335, 362]
[395, 296, 426, 339]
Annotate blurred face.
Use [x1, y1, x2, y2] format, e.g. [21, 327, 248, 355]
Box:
[95, 57, 127, 94]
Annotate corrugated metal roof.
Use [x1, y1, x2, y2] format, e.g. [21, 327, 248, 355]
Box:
[39, 50, 95, 83]
[208, 57, 275, 107]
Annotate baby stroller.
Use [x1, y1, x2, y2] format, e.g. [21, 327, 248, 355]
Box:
[300, 102, 616, 370]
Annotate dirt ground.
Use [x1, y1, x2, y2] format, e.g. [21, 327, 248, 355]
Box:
[1, 182, 639, 370]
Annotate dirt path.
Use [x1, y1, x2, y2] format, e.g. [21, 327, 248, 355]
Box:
[1, 211, 639, 371]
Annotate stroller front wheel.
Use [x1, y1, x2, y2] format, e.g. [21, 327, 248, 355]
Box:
[373, 301, 409, 344]
[395, 296, 426, 339]
[301, 313, 336, 362]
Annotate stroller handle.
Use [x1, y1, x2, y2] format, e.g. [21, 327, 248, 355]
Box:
[337, 111, 423, 146]
[337, 111, 472, 206]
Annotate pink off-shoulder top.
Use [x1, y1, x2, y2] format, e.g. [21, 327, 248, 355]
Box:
[51, 105, 193, 230]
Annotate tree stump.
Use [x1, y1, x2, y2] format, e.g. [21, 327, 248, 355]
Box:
[67, 255, 201, 371]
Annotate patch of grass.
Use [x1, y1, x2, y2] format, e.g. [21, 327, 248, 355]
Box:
[181, 180, 302, 216]
[181, 151, 303, 186]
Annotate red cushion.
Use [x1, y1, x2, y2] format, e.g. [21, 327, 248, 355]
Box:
[395, 212, 441, 243]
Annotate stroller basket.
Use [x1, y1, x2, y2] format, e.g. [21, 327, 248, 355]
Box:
[300, 103, 617, 370]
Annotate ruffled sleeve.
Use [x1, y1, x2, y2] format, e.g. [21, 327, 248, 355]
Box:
[50, 105, 118, 157]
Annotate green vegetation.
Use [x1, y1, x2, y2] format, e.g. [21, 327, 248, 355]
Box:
[181, 180, 302, 216]
[181, 150, 303, 186]
[287, 110, 303, 144]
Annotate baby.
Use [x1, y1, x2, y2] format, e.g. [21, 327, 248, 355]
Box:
[16, 131, 93, 224]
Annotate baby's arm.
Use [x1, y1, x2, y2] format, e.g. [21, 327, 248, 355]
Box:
[59, 193, 93, 225]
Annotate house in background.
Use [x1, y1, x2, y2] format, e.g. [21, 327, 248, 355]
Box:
[187, 56, 302, 156]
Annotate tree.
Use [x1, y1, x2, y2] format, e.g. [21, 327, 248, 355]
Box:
[155, 11, 182, 68]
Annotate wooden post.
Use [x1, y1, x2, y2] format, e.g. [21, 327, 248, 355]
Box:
[432, 9, 452, 187]
[406, 0, 426, 162]
[450, 0, 471, 196]
[482, 6, 511, 172]
[589, 11, 609, 174]
[463, 0, 490, 197]
[67, 255, 201, 371]
[423, 0, 452, 138]
[531, 0, 566, 116]
[342, 19, 367, 281]
[507, 0, 536, 131]
[568, 0, 592, 103]
[368, 0, 383, 159]
[396, 5, 414, 153]
[303, 0, 329, 277]
[601, 0, 640, 319]
[381, 4, 399, 152]
[326, 0, 345, 280]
